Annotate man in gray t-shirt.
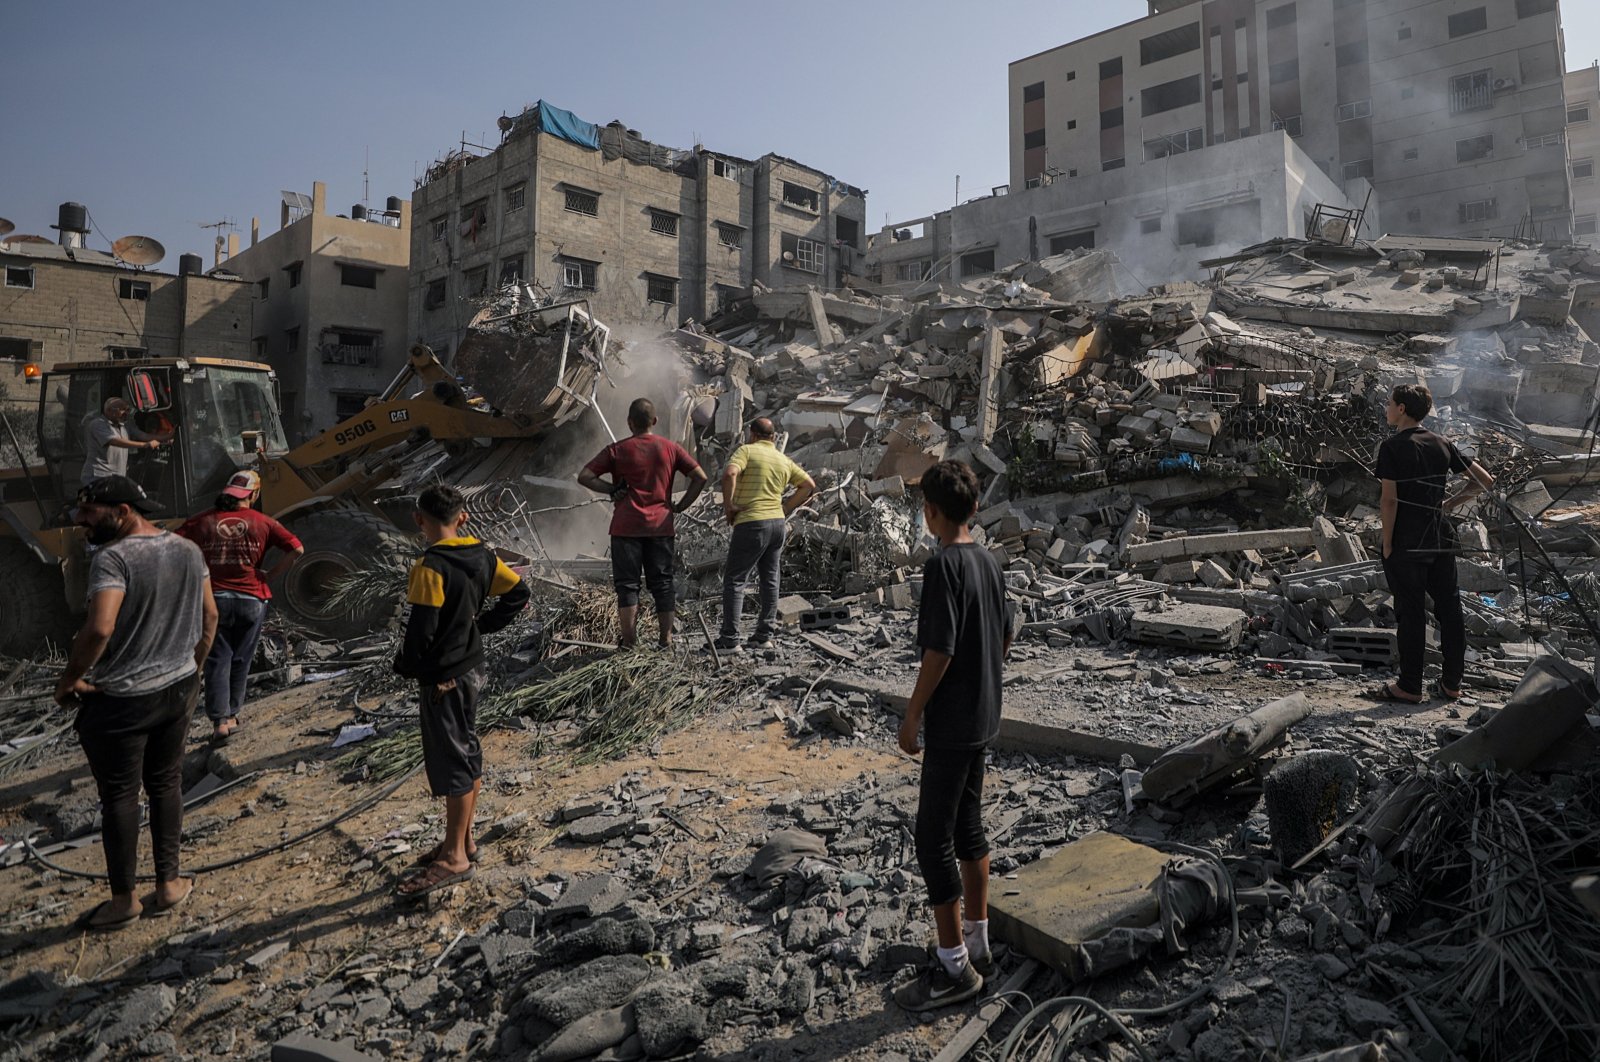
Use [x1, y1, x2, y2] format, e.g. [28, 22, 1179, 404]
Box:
[82, 398, 165, 485]
[54, 475, 217, 930]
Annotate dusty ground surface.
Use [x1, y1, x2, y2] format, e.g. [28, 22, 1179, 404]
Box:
[0, 628, 1497, 1061]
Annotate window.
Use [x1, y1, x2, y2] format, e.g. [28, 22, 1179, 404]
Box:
[286, 262, 302, 288]
[499, 256, 524, 285]
[1024, 176, 1042, 189]
[504, 184, 525, 212]
[333, 393, 372, 421]
[781, 182, 820, 213]
[464, 266, 488, 297]
[1141, 217, 1162, 234]
[716, 222, 744, 248]
[564, 187, 599, 216]
[1456, 134, 1494, 163]
[1101, 106, 1124, 129]
[1448, 7, 1487, 38]
[836, 215, 860, 249]
[1102, 157, 1126, 171]
[285, 327, 300, 354]
[1176, 211, 1218, 247]
[431, 216, 447, 242]
[649, 210, 679, 237]
[1141, 75, 1202, 116]
[1049, 230, 1095, 254]
[1570, 107, 1591, 125]
[103, 346, 147, 359]
[1343, 158, 1374, 179]
[1024, 129, 1046, 149]
[960, 249, 995, 277]
[714, 284, 743, 312]
[1140, 23, 1200, 65]
[560, 257, 598, 291]
[1067, 119, 1077, 130]
[895, 260, 931, 282]
[252, 336, 268, 358]
[424, 277, 447, 309]
[258, 278, 270, 300]
[645, 274, 677, 305]
[1526, 131, 1565, 148]
[321, 329, 382, 367]
[117, 278, 150, 301]
[1403, 147, 1420, 160]
[1336, 41, 1368, 66]
[1406, 208, 1423, 224]
[1144, 127, 1204, 160]
[340, 265, 379, 288]
[1067, 71, 1076, 81]
[1270, 60, 1299, 85]
[712, 158, 740, 180]
[1100, 57, 1122, 80]
[1576, 214, 1599, 236]
[1398, 26, 1412, 40]
[3, 266, 32, 289]
[1271, 114, 1303, 137]
[1458, 198, 1498, 223]
[459, 200, 487, 240]
[1337, 98, 1372, 121]
[781, 232, 824, 273]
[1516, 0, 1557, 15]
[1574, 158, 1595, 181]
[1022, 81, 1044, 102]
[1265, 4, 1296, 28]
[1450, 70, 1493, 114]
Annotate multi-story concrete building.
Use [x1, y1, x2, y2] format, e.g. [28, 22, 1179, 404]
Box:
[406, 101, 866, 355]
[220, 181, 411, 443]
[1567, 65, 1600, 244]
[1010, 0, 1572, 240]
[0, 203, 253, 415]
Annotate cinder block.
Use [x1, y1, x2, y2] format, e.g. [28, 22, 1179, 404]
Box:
[776, 595, 813, 625]
[1129, 602, 1247, 651]
[799, 605, 854, 630]
[1327, 627, 1397, 665]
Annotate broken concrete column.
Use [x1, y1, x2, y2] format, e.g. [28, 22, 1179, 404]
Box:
[806, 289, 842, 349]
[976, 326, 1005, 445]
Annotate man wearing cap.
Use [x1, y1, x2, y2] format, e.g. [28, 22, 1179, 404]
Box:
[177, 470, 304, 740]
[81, 397, 169, 485]
[54, 475, 217, 930]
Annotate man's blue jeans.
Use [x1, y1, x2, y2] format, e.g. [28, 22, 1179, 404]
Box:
[720, 519, 786, 643]
[204, 593, 267, 722]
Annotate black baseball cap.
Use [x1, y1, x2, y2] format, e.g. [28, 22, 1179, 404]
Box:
[77, 475, 161, 514]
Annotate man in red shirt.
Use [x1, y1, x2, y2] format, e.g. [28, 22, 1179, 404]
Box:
[176, 470, 304, 740]
[578, 399, 707, 648]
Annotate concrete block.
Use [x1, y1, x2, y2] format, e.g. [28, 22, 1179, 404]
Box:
[1129, 602, 1247, 652]
[1196, 560, 1234, 588]
[1154, 559, 1203, 583]
[972, 443, 1008, 475]
[1167, 426, 1212, 454]
[988, 832, 1169, 979]
[775, 595, 813, 625]
[866, 475, 905, 499]
[799, 605, 854, 631]
[1327, 627, 1397, 666]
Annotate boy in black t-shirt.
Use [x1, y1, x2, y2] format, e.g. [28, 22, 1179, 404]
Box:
[895, 460, 1010, 1012]
[1372, 383, 1494, 704]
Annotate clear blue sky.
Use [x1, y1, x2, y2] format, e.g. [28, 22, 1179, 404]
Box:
[2, 0, 1597, 268]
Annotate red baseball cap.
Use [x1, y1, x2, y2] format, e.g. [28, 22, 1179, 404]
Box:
[221, 470, 262, 499]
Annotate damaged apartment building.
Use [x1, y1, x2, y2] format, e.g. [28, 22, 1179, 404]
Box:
[407, 101, 867, 356]
[1568, 62, 1600, 243]
[869, 0, 1577, 288]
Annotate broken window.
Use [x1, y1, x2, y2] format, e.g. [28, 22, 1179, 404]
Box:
[459, 200, 488, 241]
[340, 265, 379, 288]
[3, 267, 32, 290]
[716, 222, 744, 248]
[1458, 198, 1498, 223]
[504, 184, 525, 213]
[1265, 4, 1295, 28]
[1336, 41, 1368, 66]
[1455, 134, 1494, 163]
[1516, 0, 1556, 15]
[1100, 106, 1124, 129]
[1141, 75, 1202, 116]
[251, 336, 268, 358]
[645, 274, 677, 305]
[1144, 128, 1204, 160]
[781, 182, 820, 213]
[835, 215, 860, 249]
[895, 260, 931, 282]
[1450, 70, 1493, 114]
[1398, 25, 1412, 40]
[1022, 81, 1045, 102]
[424, 278, 447, 310]
[1570, 107, 1591, 125]
[321, 329, 382, 366]
[1272, 115, 1303, 137]
[960, 250, 995, 277]
[1269, 60, 1299, 85]
[1099, 57, 1122, 80]
[499, 256, 524, 285]
[1024, 129, 1046, 149]
[286, 262, 302, 288]
[117, 278, 150, 301]
[1048, 230, 1095, 254]
[285, 327, 300, 353]
[1102, 157, 1126, 171]
[1574, 158, 1595, 181]
[1141, 217, 1162, 234]
[714, 284, 742, 312]
[712, 158, 740, 181]
[1176, 212, 1216, 247]
[1576, 214, 1598, 236]
[1343, 158, 1374, 180]
[431, 216, 447, 242]
[333, 392, 372, 421]
[564, 187, 599, 216]
[781, 232, 824, 273]
[560, 257, 598, 291]
[649, 210, 679, 237]
[1403, 147, 1420, 160]
[1139, 23, 1200, 65]
[464, 266, 488, 297]
[1448, 7, 1487, 38]
[1337, 99, 1372, 122]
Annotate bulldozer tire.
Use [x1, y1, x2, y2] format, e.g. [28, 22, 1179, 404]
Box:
[274, 509, 414, 641]
[0, 539, 76, 658]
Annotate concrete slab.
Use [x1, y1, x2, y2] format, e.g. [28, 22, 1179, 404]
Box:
[989, 832, 1169, 978]
[1129, 602, 1247, 652]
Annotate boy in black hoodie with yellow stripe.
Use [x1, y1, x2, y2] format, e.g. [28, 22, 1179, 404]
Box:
[394, 484, 529, 899]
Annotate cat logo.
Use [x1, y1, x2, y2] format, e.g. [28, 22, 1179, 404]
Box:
[388, 410, 410, 424]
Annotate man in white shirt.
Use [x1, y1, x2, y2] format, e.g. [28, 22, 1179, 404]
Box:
[81, 398, 167, 485]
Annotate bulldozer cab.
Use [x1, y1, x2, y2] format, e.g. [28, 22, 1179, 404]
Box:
[35, 358, 287, 525]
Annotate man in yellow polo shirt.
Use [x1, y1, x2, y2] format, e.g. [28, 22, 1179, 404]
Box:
[717, 418, 816, 651]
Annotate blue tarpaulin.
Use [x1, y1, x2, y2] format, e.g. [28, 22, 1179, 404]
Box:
[536, 101, 600, 150]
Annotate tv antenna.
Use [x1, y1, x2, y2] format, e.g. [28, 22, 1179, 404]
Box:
[362, 145, 370, 207]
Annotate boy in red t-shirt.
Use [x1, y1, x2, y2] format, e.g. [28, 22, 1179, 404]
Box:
[176, 471, 304, 739]
[578, 399, 708, 647]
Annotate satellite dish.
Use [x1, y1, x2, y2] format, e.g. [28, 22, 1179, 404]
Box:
[0, 217, 13, 239]
[112, 235, 166, 266]
[3, 234, 50, 245]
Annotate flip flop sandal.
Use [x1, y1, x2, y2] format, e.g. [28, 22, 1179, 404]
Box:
[1431, 682, 1463, 701]
[1363, 683, 1425, 704]
[395, 862, 475, 901]
[409, 843, 480, 868]
[141, 884, 194, 918]
[75, 900, 139, 933]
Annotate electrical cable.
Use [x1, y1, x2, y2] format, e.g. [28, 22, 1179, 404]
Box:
[24, 762, 422, 882]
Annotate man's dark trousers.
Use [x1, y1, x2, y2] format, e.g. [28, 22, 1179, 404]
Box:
[1383, 551, 1465, 696]
[721, 519, 786, 642]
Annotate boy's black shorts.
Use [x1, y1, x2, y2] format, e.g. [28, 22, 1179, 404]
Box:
[914, 745, 991, 906]
[611, 535, 675, 610]
[418, 667, 485, 798]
